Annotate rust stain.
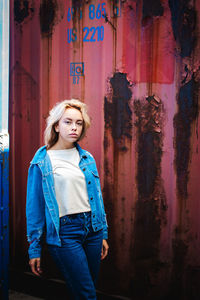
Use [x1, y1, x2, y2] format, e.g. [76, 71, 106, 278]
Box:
[131, 96, 167, 298]
[102, 72, 133, 293]
[103, 72, 133, 238]
[142, 0, 164, 25]
[174, 74, 199, 200]
[104, 72, 132, 149]
[170, 1, 200, 298]
[72, 0, 83, 10]
[72, 0, 83, 21]
[171, 0, 199, 210]
[171, 67, 199, 297]
[168, 0, 197, 58]
[39, 0, 64, 38]
[14, 0, 35, 24]
[168, 236, 188, 298]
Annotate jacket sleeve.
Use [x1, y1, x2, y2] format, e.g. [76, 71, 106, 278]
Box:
[92, 158, 108, 240]
[100, 192, 108, 240]
[95, 162, 108, 240]
[26, 163, 45, 259]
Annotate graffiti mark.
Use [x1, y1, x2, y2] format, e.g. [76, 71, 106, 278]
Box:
[14, 0, 35, 24]
[104, 72, 132, 146]
[168, 0, 197, 58]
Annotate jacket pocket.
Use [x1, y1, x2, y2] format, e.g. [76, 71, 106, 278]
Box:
[91, 170, 101, 192]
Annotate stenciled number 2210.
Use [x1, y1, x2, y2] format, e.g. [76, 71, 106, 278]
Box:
[67, 26, 104, 43]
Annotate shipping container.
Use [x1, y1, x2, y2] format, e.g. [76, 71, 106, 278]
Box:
[9, 1, 200, 299]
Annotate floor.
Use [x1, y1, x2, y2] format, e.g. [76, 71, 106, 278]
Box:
[8, 269, 130, 300]
[8, 290, 130, 300]
[9, 290, 43, 300]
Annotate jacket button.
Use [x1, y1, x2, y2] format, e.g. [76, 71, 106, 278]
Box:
[95, 227, 97, 230]
[88, 181, 91, 184]
[90, 197, 93, 200]
[83, 168, 86, 171]
[93, 215, 95, 218]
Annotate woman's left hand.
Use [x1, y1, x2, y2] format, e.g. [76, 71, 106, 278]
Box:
[101, 239, 109, 260]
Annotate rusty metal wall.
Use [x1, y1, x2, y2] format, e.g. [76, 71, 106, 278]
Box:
[9, 0, 200, 299]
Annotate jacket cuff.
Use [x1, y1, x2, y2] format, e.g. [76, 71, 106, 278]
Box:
[28, 248, 42, 259]
[103, 230, 108, 240]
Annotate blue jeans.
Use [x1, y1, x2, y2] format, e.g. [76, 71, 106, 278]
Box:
[48, 212, 103, 300]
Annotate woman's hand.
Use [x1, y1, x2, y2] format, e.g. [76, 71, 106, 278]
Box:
[29, 257, 42, 276]
[101, 239, 109, 260]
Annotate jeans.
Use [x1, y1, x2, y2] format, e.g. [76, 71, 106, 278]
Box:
[48, 212, 103, 300]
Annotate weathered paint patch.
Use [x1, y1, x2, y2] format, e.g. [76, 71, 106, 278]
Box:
[14, 0, 35, 24]
[174, 75, 199, 200]
[142, 0, 164, 20]
[102, 72, 134, 293]
[170, 0, 199, 298]
[168, 0, 197, 58]
[72, 0, 82, 10]
[131, 96, 167, 298]
[104, 72, 132, 146]
[167, 237, 188, 299]
[39, 0, 64, 37]
[72, 0, 83, 21]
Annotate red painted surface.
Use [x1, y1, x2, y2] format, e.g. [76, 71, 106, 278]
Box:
[9, 0, 200, 299]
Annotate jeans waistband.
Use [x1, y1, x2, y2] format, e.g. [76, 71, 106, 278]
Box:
[60, 211, 91, 221]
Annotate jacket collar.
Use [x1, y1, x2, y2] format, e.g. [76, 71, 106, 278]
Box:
[31, 143, 88, 164]
[75, 143, 88, 160]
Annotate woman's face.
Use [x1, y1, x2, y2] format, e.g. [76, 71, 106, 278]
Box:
[55, 108, 83, 148]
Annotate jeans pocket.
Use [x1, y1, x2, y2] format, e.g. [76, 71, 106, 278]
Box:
[60, 215, 72, 226]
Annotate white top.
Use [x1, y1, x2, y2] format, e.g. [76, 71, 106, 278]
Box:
[47, 147, 91, 217]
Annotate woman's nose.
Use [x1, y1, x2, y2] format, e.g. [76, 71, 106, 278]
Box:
[71, 123, 77, 130]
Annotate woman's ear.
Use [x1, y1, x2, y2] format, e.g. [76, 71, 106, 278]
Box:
[54, 123, 59, 133]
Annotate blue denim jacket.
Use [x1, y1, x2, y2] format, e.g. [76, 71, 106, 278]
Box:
[26, 143, 108, 259]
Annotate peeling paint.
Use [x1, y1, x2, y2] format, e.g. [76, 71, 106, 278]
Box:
[142, 0, 164, 21]
[134, 95, 166, 206]
[168, 0, 197, 58]
[131, 96, 167, 298]
[170, 0, 200, 298]
[174, 75, 199, 199]
[72, 0, 83, 21]
[39, 0, 64, 37]
[14, 0, 35, 24]
[168, 237, 188, 298]
[104, 72, 132, 144]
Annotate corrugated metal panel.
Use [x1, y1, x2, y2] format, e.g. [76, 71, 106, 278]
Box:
[0, 149, 9, 300]
[9, 0, 200, 299]
[0, 0, 9, 133]
[0, 0, 9, 299]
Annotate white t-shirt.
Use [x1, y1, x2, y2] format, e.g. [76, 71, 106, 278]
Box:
[47, 147, 91, 217]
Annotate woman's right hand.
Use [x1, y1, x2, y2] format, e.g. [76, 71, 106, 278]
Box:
[29, 257, 42, 276]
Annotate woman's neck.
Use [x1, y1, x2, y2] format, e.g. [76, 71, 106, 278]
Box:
[49, 141, 75, 150]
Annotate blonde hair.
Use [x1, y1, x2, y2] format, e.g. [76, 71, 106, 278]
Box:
[44, 99, 91, 149]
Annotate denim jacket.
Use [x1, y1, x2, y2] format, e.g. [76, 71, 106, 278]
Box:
[26, 143, 108, 259]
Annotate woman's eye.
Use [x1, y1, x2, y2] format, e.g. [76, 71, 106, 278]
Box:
[77, 123, 83, 126]
[65, 121, 71, 124]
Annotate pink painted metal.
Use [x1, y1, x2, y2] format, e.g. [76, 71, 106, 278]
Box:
[9, 0, 200, 299]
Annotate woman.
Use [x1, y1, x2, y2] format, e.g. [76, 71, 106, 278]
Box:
[26, 99, 109, 299]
